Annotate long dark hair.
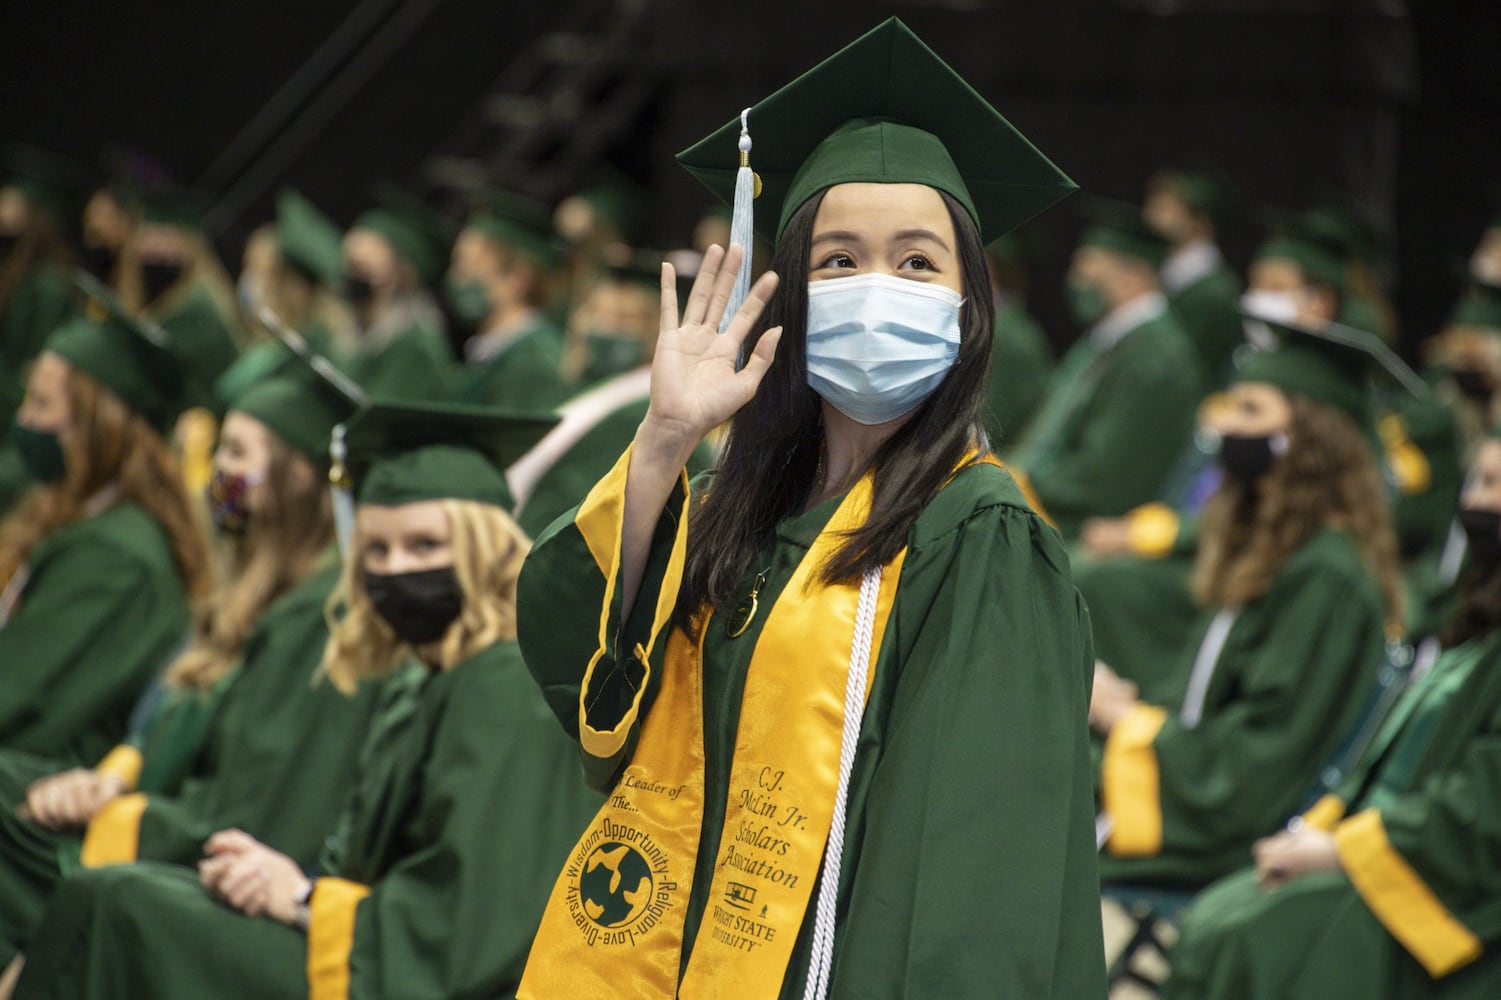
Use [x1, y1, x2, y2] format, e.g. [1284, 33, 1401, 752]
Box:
[1442, 557, 1501, 648]
[675, 187, 995, 629]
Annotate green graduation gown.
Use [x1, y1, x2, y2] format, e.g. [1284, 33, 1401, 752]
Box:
[984, 298, 1054, 446]
[0, 669, 234, 967]
[451, 315, 568, 410]
[517, 451, 1107, 997]
[335, 317, 451, 401]
[1163, 255, 1243, 389]
[1163, 629, 1501, 999]
[0, 263, 75, 438]
[151, 282, 242, 397]
[14, 640, 602, 1000]
[1097, 527, 1388, 888]
[0, 502, 190, 766]
[1009, 302, 1201, 538]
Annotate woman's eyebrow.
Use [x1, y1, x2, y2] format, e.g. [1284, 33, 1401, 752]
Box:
[811, 230, 863, 246]
[890, 228, 951, 252]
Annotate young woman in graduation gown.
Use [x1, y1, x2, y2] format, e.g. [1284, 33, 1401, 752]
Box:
[1091, 319, 1405, 889]
[1161, 432, 1501, 999]
[11, 401, 602, 1000]
[0, 358, 381, 986]
[515, 19, 1105, 999]
[0, 300, 212, 767]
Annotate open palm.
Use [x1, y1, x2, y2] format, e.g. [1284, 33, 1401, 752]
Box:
[650, 244, 782, 445]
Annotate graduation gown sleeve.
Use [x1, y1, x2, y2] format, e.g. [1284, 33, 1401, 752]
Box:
[306, 644, 602, 1000]
[0, 506, 189, 766]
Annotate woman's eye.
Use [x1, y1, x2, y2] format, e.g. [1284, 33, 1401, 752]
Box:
[900, 254, 933, 271]
[818, 253, 855, 270]
[364, 542, 388, 559]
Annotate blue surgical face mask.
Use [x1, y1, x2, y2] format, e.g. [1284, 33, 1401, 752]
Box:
[804, 273, 963, 426]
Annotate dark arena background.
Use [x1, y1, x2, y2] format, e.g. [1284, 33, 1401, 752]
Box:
[4, 0, 1500, 360]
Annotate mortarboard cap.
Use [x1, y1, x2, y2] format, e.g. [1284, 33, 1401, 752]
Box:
[353, 185, 453, 284]
[275, 190, 345, 287]
[222, 319, 365, 471]
[140, 186, 207, 232]
[1450, 282, 1501, 332]
[1235, 313, 1423, 433]
[676, 17, 1075, 246]
[1078, 199, 1172, 267]
[464, 189, 564, 269]
[49, 275, 193, 432]
[1, 145, 89, 231]
[341, 399, 559, 511]
[1253, 225, 1348, 293]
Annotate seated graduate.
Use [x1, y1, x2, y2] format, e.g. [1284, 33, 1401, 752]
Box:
[0, 286, 212, 765]
[1162, 431, 1501, 1000]
[0, 344, 383, 985]
[515, 19, 1104, 999]
[1091, 316, 1405, 888]
[11, 400, 602, 1000]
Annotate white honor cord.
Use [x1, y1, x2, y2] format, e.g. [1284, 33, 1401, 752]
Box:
[803, 564, 882, 1000]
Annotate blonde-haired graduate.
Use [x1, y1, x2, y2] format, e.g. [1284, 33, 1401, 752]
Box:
[12, 400, 602, 1000]
[0, 344, 383, 989]
[0, 286, 211, 765]
[516, 19, 1104, 999]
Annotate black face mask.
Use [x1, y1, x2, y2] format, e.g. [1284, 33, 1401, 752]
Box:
[364, 567, 463, 646]
[1218, 432, 1287, 484]
[1460, 508, 1501, 572]
[81, 243, 118, 282]
[1451, 368, 1494, 406]
[141, 260, 185, 303]
[342, 274, 376, 310]
[0, 231, 19, 261]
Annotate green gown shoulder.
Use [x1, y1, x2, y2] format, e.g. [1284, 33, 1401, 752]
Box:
[0, 502, 189, 765]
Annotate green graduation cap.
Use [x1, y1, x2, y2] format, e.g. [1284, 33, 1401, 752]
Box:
[1253, 226, 1348, 293]
[140, 186, 207, 232]
[1450, 282, 1501, 331]
[676, 17, 1076, 245]
[353, 185, 452, 284]
[48, 275, 192, 432]
[572, 167, 650, 247]
[464, 189, 564, 269]
[340, 399, 560, 511]
[222, 327, 365, 471]
[1078, 199, 1172, 267]
[1, 145, 89, 231]
[1148, 166, 1239, 230]
[276, 190, 345, 286]
[1234, 313, 1423, 432]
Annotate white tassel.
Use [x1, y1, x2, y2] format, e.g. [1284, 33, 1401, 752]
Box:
[721, 107, 756, 339]
[329, 423, 356, 558]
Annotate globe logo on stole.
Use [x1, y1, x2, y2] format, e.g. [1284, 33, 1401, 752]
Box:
[579, 841, 655, 928]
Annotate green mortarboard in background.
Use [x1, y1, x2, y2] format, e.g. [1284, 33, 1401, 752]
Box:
[48, 275, 192, 432]
[1301, 200, 1385, 268]
[1253, 227, 1348, 292]
[225, 337, 364, 471]
[573, 167, 650, 247]
[676, 17, 1076, 245]
[1450, 282, 1501, 331]
[275, 190, 345, 286]
[1, 145, 89, 231]
[1077, 199, 1172, 267]
[465, 189, 564, 269]
[354, 185, 453, 284]
[341, 399, 560, 511]
[1234, 314, 1423, 433]
[1148, 165, 1239, 231]
[140, 186, 207, 232]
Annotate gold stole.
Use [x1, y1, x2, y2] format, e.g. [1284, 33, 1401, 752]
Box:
[520, 463, 904, 998]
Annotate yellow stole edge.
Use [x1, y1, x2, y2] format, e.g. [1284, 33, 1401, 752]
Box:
[80, 793, 149, 867]
[574, 445, 691, 761]
[306, 876, 373, 1000]
[1299, 793, 1347, 833]
[1101, 703, 1168, 856]
[94, 745, 144, 791]
[1334, 808, 1482, 978]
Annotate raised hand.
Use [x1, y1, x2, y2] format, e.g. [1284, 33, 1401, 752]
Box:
[643, 244, 782, 459]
